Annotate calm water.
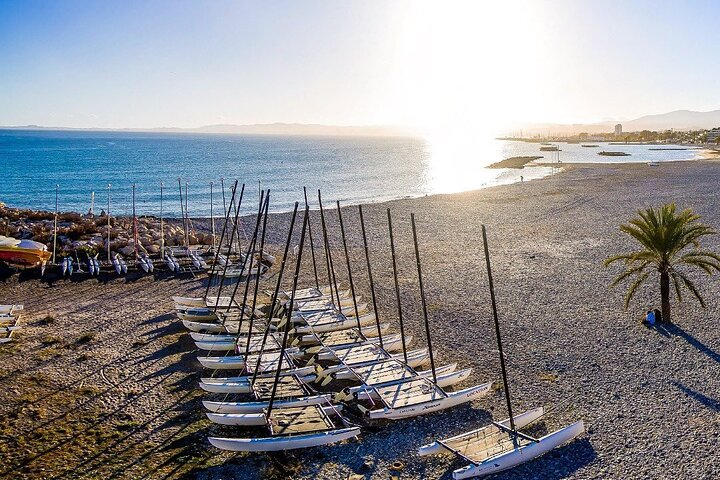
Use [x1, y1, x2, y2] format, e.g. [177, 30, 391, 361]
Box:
[0, 130, 699, 217]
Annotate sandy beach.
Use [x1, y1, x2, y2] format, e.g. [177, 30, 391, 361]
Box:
[3, 159, 720, 479]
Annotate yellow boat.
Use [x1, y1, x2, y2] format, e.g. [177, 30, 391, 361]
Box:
[0, 236, 51, 271]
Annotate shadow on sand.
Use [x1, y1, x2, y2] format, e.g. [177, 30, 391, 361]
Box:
[671, 381, 720, 412]
[663, 323, 720, 364]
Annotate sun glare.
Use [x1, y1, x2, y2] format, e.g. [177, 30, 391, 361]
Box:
[390, 0, 547, 191]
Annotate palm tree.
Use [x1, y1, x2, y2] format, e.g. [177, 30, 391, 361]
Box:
[604, 203, 720, 323]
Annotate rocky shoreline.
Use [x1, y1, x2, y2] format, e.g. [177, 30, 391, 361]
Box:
[0, 203, 215, 259]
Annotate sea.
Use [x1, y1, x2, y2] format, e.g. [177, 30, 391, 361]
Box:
[0, 130, 703, 217]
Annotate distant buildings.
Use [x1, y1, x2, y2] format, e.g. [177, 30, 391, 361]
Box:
[614, 124, 623, 135]
[708, 127, 720, 143]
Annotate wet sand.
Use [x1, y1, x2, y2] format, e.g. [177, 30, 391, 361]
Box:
[2, 160, 720, 479]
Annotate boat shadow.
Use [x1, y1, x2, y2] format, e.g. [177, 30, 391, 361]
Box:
[140, 311, 177, 326]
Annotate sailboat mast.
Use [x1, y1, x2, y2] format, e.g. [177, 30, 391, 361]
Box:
[251, 202, 299, 382]
[210, 181, 216, 250]
[213, 186, 248, 308]
[160, 182, 164, 259]
[132, 183, 138, 263]
[177, 178, 186, 249]
[107, 183, 111, 264]
[204, 181, 239, 299]
[336, 201, 361, 329]
[267, 207, 309, 417]
[481, 224, 517, 435]
[387, 209, 408, 363]
[358, 205, 383, 348]
[53, 184, 58, 265]
[225, 190, 266, 327]
[303, 187, 320, 289]
[317, 191, 342, 309]
[244, 193, 271, 354]
[411, 214, 437, 385]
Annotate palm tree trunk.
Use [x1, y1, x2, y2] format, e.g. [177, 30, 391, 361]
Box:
[660, 270, 671, 323]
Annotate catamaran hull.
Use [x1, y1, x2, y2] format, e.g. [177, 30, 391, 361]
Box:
[418, 407, 545, 456]
[206, 404, 341, 426]
[293, 312, 377, 334]
[314, 334, 410, 360]
[203, 394, 333, 413]
[296, 322, 389, 344]
[330, 348, 430, 380]
[208, 426, 360, 452]
[177, 309, 219, 322]
[451, 421, 585, 479]
[182, 320, 231, 333]
[351, 368, 472, 401]
[199, 366, 314, 385]
[368, 382, 493, 420]
[196, 349, 300, 370]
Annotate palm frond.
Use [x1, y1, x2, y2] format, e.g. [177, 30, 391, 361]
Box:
[669, 270, 683, 303]
[610, 261, 652, 287]
[671, 268, 707, 307]
[624, 271, 650, 309]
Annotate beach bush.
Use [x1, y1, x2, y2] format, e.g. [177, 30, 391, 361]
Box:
[604, 203, 720, 323]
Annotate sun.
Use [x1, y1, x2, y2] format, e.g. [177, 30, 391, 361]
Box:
[387, 0, 548, 191]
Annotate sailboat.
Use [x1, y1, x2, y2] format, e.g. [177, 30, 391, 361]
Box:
[418, 225, 583, 479]
[207, 203, 360, 452]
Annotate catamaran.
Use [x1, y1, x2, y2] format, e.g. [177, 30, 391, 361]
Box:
[207, 203, 360, 452]
[418, 225, 584, 478]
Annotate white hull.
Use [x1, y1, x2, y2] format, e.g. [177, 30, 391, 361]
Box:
[424, 409, 584, 479]
[195, 339, 237, 351]
[203, 394, 333, 413]
[350, 367, 472, 401]
[419, 407, 545, 456]
[368, 382, 493, 420]
[182, 320, 229, 333]
[314, 334, 410, 360]
[330, 348, 430, 380]
[177, 308, 218, 322]
[293, 312, 377, 334]
[197, 349, 300, 370]
[206, 405, 341, 426]
[297, 322, 389, 344]
[0, 305, 23, 314]
[199, 366, 314, 385]
[208, 426, 360, 452]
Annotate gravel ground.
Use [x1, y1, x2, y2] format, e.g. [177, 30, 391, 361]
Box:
[2, 160, 720, 479]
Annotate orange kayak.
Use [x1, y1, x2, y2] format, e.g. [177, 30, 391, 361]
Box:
[0, 236, 51, 270]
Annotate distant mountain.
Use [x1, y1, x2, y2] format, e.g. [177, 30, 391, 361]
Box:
[508, 109, 720, 136]
[0, 122, 418, 138]
[622, 110, 720, 131]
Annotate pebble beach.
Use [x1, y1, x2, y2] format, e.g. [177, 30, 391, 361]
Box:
[2, 159, 720, 479]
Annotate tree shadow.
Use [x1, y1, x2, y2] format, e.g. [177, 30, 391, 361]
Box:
[664, 323, 720, 364]
[671, 381, 720, 412]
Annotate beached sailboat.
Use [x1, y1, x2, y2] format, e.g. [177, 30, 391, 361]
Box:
[418, 225, 583, 478]
[207, 203, 360, 452]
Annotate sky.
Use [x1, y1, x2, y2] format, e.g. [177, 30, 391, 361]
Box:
[1, 0, 720, 134]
